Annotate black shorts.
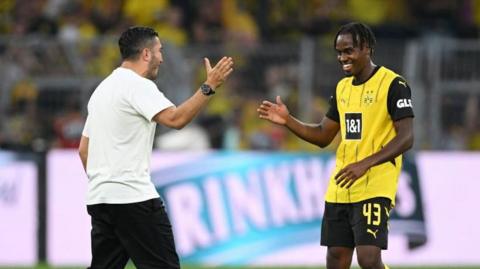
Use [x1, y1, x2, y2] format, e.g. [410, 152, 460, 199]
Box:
[86, 198, 180, 269]
[320, 197, 391, 249]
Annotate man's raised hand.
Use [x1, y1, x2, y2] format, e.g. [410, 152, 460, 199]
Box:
[257, 96, 290, 125]
[204, 57, 234, 89]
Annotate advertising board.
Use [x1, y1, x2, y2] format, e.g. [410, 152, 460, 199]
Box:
[0, 151, 37, 266]
[46, 150, 479, 266]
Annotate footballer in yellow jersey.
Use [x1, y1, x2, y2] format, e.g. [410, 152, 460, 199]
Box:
[325, 66, 412, 204]
[257, 22, 413, 269]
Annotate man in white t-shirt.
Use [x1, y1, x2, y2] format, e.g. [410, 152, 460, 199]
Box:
[78, 26, 233, 269]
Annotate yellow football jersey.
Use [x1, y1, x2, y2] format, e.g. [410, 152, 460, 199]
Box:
[324, 66, 413, 205]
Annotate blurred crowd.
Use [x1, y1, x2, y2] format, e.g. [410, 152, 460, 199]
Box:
[2, 0, 479, 42]
[0, 0, 479, 152]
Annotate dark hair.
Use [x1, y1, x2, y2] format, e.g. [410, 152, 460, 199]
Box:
[334, 22, 376, 55]
[118, 26, 159, 60]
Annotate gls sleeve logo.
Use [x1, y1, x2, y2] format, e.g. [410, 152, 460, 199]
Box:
[396, 99, 412, 108]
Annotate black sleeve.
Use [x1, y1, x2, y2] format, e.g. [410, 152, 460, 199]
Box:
[325, 90, 340, 122]
[387, 77, 415, 121]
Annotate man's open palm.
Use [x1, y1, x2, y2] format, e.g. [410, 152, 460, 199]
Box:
[204, 57, 234, 88]
[257, 96, 289, 125]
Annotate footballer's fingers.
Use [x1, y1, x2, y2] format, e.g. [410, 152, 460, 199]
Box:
[344, 179, 356, 189]
[276, 95, 284, 105]
[336, 176, 346, 187]
[334, 167, 345, 180]
[335, 176, 343, 185]
[258, 105, 275, 114]
[261, 100, 275, 107]
[335, 169, 349, 185]
[339, 174, 352, 188]
[258, 114, 272, 120]
[257, 107, 270, 116]
[259, 103, 273, 110]
[258, 109, 274, 119]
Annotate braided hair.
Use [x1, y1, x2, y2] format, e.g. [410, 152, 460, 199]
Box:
[118, 26, 159, 60]
[334, 22, 376, 55]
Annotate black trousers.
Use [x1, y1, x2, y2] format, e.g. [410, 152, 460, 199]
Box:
[86, 198, 180, 269]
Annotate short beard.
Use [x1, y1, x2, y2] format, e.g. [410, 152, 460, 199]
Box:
[147, 70, 157, 80]
[146, 62, 158, 80]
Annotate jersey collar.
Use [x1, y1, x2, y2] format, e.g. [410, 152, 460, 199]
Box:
[352, 65, 381, 86]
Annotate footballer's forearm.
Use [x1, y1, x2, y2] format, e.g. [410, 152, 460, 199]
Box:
[285, 115, 339, 148]
[361, 117, 413, 168]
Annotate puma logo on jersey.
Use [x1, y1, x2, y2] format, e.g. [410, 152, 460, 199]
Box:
[398, 80, 407, 87]
[397, 99, 412, 108]
[367, 228, 379, 239]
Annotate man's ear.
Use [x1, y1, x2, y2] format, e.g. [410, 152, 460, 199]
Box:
[141, 48, 150, 61]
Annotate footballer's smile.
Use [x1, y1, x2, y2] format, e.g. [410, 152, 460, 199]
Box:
[335, 33, 374, 83]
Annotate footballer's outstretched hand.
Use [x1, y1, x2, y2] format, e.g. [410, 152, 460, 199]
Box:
[257, 96, 290, 125]
[204, 57, 234, 89]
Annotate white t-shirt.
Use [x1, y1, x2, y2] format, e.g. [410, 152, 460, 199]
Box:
[82, 67, 174, 205]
